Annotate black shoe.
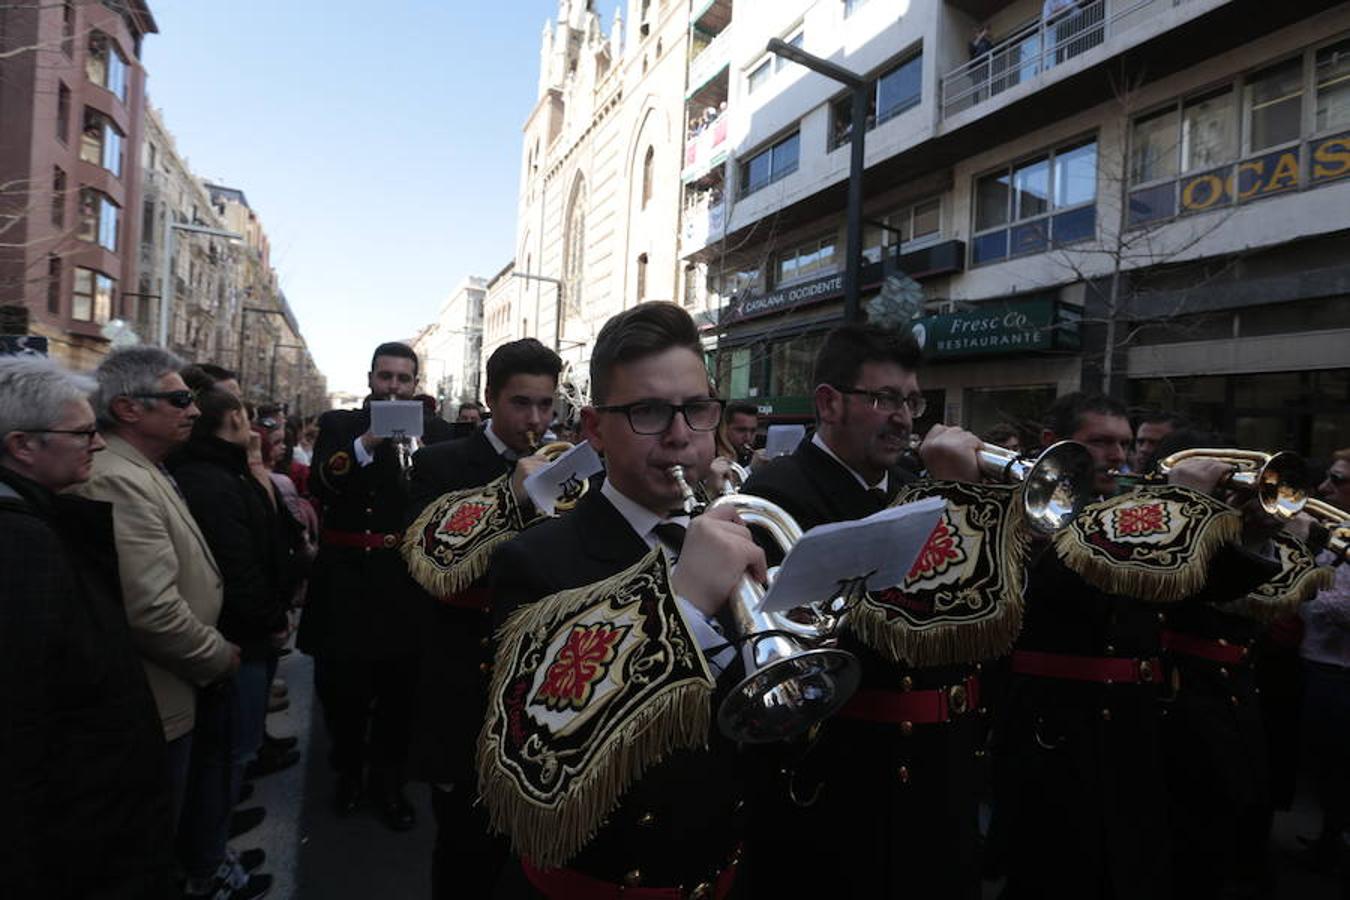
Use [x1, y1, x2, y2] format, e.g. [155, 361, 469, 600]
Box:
[378, 786, 416, 832]
[264, 733, 298, 752]
[236, 848, 265, 873]
[237, 781, 255, 804]
[245, 745, 300, 780]
[231, 872, 272, 900]
[229, 806, 266, 839]
[334, 773, 363, 817]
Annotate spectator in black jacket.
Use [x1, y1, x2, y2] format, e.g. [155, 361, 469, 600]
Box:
[171, 385, 287, 899]
[0, 354, 175, 899]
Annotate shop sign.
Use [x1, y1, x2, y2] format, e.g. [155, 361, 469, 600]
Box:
[912, 297, 1071, 358]
[1178, 130, 1350, 212]
[727, 271, 845, 324]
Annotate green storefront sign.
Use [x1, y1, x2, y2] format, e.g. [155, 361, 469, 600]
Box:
[913, 296, 1078, 359]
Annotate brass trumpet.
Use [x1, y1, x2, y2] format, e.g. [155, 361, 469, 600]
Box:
[1303, 497, 1350, 564]
[1118, 448, 1309, 520]
[668, 465, 862, 743]
[525, 430, 589, 512]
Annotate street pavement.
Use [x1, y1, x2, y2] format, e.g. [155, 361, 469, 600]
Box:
[245, 651, 1341, 899]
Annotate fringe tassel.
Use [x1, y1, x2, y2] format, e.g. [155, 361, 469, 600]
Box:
[401, 474, 522, 597]
[477, 551, 714, 869]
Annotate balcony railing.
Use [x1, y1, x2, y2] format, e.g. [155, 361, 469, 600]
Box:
[683, 113, 729, 182]
[688, 24, 733, 95]
[940, 0, 1166, 121]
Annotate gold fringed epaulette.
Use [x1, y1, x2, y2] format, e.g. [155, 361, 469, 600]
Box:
[1053, 485, 1242, 603]
[1228, 531, 1335, 622]
[477, 549, 715, 869]
[402, 474, 538, 597]
[848, 481, 1029, 667]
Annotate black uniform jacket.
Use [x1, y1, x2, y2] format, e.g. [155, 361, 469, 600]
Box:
[404, 427, 511, 784]
[742, 437, 985, 900]
[297, 404, 457, 661]
[488, 489, 749, 894]
[171, 435, 290, 662]
[997, 539, 1276, 900]
[0, 468, 175, 899]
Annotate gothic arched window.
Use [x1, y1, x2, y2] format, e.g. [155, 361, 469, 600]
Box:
[641, 146, 655, 209]
[563, 179, 586, 318]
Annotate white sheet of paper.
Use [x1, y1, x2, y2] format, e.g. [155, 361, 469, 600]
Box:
[369, 400, 425, 438]
[764, 424, 805, 458]
[758, 496, 947, 613]
[524, 441, 604, 516]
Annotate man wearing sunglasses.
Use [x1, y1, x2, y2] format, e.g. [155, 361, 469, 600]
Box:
[484, 302, 765, 898]
[740, 323, 987, 899]
[71, 347, 239, 849]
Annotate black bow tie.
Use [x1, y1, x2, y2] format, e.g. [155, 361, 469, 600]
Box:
[652, 522, 687, 556]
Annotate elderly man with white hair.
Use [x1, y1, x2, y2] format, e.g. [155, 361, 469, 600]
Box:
[0, 353, 175, 897]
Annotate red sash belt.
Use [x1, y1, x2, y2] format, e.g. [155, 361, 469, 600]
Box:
[1011, 650, 1162, 684]
[441, 586, 491, 613]
[321, 528, 402, 550]
[1160, 630, 1249, 665]
[521, 854, 739, 900]
[838, 676, 981, 724]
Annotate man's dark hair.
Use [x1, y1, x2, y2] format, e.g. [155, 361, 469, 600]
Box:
[725, 401, 758, 421]
[1136, 410, 1189, 430]
[590, 302, 702, 404]
[983, 422, 1020, 446]
[180, 365, 217, 395]
[1044, 392, 1128, 440]
[370, 342, 419, 377]
[459, 400, 484, 414]
[256, 403, 284, 420]
[811, 323, 922, 391]
[484, 338, 562, 397]
[190, 385, 245, 442]
[199, 362, 236, 382]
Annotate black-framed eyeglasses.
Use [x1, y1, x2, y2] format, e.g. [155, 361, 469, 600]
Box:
[26, 428, 100, 446]
[131, 390, 196, 409]
[831, 386, 927, 418]
[594, 398, 725, 435]
[1327, 471, 1349, 487]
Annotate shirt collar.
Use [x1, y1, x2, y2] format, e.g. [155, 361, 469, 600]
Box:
[811, 432, 888, 493]
[600, 478, 690, 550]
[483, 421, 516, 460]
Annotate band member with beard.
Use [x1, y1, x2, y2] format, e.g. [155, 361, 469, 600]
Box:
[296, 342, 457, 831]
[739, 323, 989, 899]
[403, 338, 561, 900]
[484, 301, 765, 898]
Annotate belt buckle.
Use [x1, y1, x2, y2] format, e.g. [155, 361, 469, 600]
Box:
[1137, 659, 1154, 683]
[947, 683, 969, 716]
[381, 533, 398, 549]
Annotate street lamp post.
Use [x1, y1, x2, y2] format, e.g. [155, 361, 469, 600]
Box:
[511, 271, 564, 351]
[158, 217, 242, 347]
[767, 38, 870, 323]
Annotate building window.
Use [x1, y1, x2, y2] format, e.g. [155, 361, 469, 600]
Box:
[62, 1, 75, 56]
[57, 82, 70, 143]
[972, 138, 1097, 265]
[747, 58, 771, 94]
[775, 31, 804, 72]
[86, 32, 128, 103]
[739, 131, 799, 197]
[642, 146, 655, 208]
[562, 181, 586, 318]
[831, 48, 922, 148]
[844, 0, 871, 16]
[141, 199, 155, 244]
[52, 167, 66, 227]
[683, 264, 698, 307]
[636, 253, 648, 301]
[78, 188, 120, 251]
[863, 197, 941, 260]
[1315, 38, 1350, 134]
[47, 256, 62, 314]
[776, 235, 837, 286]
[72, 267, 114, 323]
[80, 109, 124, 177]
[718, 266, 763, 299]
[1245, 58, 1304, 153]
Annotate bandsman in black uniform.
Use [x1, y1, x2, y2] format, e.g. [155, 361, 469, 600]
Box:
[403, 338, 561, 899]
[739, 324, 988, 899]
[483, 301, 766, 898]
[296, 342, 457, 830]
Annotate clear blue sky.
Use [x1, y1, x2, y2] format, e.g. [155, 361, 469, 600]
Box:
[143, 0, 570, 395]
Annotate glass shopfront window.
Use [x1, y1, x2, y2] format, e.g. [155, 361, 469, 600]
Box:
[964, 384, 1058, 446]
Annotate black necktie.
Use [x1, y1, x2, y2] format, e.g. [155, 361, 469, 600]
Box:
[652, 522, 687, 558]
[868, 487, 888, 509]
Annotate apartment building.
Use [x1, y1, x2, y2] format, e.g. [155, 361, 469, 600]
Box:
[681, 0, 1349, 457]
[478, 260, 517, 403]
[415, 275, 487, 414]
[0, 0, 157, 368]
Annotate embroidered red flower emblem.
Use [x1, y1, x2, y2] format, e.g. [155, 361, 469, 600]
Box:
[907, 519, 963, 581]
[1115, 503, 1168, 537]
[440, 502, 489, 536]
[534, 623, 629, 712]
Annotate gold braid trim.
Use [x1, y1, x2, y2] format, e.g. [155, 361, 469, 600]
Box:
[847, 482, 1029, 667]
[401, 474, 533, 597]
[477, 550, 714, 868]
[1053, 486, 1242, 603]
[1229, 532, 1336, 622]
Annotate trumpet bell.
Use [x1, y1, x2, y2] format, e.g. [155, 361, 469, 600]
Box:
[1247, 450, 1308, 520]
[719, 646, 862, 744]
[1018, 440, 1097, 534]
